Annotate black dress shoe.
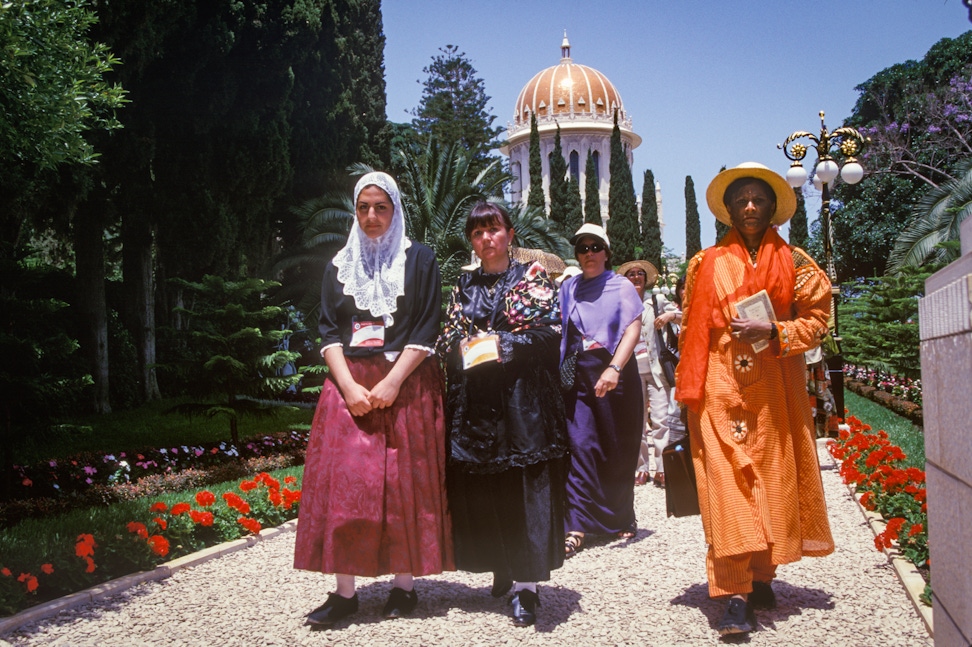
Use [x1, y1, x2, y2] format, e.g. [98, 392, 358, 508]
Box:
[749, 580, 776, 609]
[717, 597, 756, 636]
[306, 593, 358, 626]
[510, 588, 539, 627]
[491, 574, 513, 598]
[382, 587, 418, 618]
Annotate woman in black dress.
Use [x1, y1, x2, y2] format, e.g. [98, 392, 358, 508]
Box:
[437, 201, 568, 627]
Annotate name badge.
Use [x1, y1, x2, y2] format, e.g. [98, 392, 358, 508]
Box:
[634, 340, 649, 358]
[582, 336, 603, 351]
[460, 334, 500, 370]
[350, 318, 385, 348]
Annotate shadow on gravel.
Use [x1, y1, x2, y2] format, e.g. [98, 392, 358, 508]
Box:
[581, 527, 656, 553]
[671, 580, 836, 639]
[307, 578, 583, 633]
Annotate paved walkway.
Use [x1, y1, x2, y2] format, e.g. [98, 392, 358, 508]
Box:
[2, 444, 932, 646]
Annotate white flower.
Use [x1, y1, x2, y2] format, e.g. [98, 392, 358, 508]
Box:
[731, 420, 748, 443]
[734, 353, 754, 373]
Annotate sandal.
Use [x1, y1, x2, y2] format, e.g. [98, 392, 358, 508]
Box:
[617, 522, 637, 540]
[564, 531, 585, 558]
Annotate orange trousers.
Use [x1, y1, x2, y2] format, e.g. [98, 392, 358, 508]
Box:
[705, 548, 778, 598]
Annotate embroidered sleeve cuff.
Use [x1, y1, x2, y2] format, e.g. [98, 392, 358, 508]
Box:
[320, 342, 342, 357]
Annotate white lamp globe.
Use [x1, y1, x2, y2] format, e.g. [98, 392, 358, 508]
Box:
[786, 164, 808, 188]
[815, 159, 839, 184]
[812, 174, 824, 191]
[841, 161, 864, 185]
[652, 286, 661, 295]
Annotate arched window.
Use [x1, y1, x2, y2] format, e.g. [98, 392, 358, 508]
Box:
[569, 151, 580, 182]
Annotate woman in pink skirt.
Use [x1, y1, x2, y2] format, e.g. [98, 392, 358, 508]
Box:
[294, 171, 454, 626]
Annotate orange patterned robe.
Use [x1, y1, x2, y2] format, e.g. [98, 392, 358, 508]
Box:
[677, 235, 835, 580]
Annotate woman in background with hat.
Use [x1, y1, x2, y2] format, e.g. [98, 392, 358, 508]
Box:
[676, 163, 835, 636]
[560, 224, 644, 558]
[618, 259, 675, 489]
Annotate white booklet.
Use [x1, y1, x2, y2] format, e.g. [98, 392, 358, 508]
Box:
[734, 289, 776, 353]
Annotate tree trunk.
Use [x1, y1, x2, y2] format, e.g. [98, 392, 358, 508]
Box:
[123, 211, 161, 401]
[74, 201, 111, 414]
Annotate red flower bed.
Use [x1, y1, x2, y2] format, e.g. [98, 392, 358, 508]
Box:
[0, 472, 301, 616]
[828, 416, 928, 570]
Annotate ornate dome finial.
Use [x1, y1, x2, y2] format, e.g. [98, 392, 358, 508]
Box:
[561, 30, 571, 62]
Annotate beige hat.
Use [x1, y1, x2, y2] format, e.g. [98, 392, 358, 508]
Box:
[705, 162, 797, 226]
[617, 260, 659, 287]
[554, 265, 582, 285]
[570, 223, 610, 248]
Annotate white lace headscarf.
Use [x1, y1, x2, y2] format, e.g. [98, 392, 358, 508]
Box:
[332, 172, 411, 325]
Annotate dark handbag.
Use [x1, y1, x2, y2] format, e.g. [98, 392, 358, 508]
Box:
[662, 435, 700, 518]
[652, 295, 680, 385]
[560, 351, 578, 392]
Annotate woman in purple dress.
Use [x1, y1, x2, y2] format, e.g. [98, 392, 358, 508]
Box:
[559, 224, 644, 558]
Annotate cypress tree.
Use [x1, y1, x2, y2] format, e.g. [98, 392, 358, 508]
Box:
[789, 187, 809, 249]
[713, 165, 731, 242]
[715, 219, 731, 242]
[685, 175, 702, 259]
[564, 176, 584, 237]
[607, 111, 639, 264]
[640, 168, 662, 269]
[527, 112, 546, 215]
[584, 149, 602, 224]
[548, 124, 568, 235]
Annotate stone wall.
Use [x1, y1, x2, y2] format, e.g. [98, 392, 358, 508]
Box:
[918, 215, 972, 646]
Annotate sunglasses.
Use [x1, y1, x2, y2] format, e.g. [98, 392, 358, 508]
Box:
[575, 242, 606, 255]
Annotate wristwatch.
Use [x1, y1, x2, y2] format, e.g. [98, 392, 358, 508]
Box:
[768, 324, 778, 340]
[608, 363, 622, 373]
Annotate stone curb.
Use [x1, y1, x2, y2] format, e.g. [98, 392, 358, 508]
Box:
[0, 519, 299, 637]
[817, 438, 934, 637]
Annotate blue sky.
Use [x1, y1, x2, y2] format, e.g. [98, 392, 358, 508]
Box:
[382, 1, 971, 255]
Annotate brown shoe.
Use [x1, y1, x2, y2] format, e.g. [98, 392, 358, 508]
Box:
[635, 472, 650, 486]
[653, 473, 666, 488]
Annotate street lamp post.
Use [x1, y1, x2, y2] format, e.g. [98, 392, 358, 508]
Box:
[779, 111, 867, 426]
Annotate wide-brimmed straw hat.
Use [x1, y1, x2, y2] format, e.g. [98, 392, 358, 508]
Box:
[570, 223, 610, 248]
[616, 260, 659, 287]
[705, 162, 797, 226]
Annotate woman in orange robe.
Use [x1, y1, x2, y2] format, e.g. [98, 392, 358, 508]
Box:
[676, 163, 835, 637]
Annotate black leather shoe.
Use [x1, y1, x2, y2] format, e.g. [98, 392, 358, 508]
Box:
[382, 587, 418, 618]
[306, 593, 358, 626]
[717, 597, 756, 635]
[749, 580, 776, 609]
[510, 589, 539, 627]
[491, 574, 513, 598]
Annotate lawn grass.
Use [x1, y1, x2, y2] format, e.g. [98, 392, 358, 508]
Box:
[845, 390, 925, 469]
[11, 397, 315, 465]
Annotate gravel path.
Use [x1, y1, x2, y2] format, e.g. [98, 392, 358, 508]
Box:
[2, 445, 931, 646]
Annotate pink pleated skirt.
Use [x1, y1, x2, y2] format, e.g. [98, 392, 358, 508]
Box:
[293, 356, 454, 577]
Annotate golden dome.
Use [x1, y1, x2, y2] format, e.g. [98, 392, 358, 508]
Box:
[510, 33, 631, 136]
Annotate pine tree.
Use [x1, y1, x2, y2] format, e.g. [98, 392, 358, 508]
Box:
[564, 176, 584, 237]
[527, 112, 546, 215]
[584, 149, 602, 224]
[685, 176, 702, 259]
[411, 44, 503, 176]
[607, 111, 639, 264]
[640, 169, 662, 268]
[548, 124, 569, 236]
[789, 187, 809, 249]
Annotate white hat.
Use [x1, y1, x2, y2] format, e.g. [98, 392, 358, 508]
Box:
[554, 265, 582, 285]
[570, 223, 610, 248]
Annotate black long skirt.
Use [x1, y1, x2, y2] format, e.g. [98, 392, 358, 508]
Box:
[447, 457, 567, 583]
